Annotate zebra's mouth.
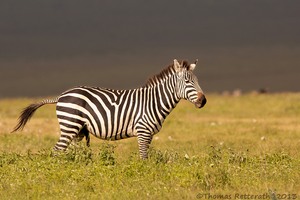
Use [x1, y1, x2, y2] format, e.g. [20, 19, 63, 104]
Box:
[195, 102, 204, 108]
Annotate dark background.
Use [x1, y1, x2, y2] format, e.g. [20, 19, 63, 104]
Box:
[1, 0, 299, 98]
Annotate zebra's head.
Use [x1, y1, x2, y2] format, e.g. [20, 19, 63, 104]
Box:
[174, 59, 207, 108]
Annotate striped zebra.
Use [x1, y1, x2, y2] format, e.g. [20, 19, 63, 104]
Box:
[12, 59, 206, 159]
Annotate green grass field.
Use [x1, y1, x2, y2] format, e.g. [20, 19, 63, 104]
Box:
[0, 93, 299, 199]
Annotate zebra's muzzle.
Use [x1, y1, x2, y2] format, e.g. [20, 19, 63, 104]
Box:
[195, 92, 207, 108]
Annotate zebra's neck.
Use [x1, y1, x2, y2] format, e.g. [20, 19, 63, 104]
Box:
[142, 74, 180, 121]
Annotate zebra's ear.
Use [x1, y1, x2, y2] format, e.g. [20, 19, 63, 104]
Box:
[173, 59, 182, 72]
[189, 59, 198, 71]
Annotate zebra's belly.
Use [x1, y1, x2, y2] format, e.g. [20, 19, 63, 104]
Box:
[111, 131, 135, 140]
[82, 115, 137, 140]
[89, 125, 136, 141]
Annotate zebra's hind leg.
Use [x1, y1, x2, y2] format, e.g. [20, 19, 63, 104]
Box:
[74, 125, 90, 147]
[53, 131, 77, 151]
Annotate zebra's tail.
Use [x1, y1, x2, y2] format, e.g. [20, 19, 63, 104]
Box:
[11, 98, 58, 133]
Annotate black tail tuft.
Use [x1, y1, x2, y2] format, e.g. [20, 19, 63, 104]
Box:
[11, 103, 44, 133]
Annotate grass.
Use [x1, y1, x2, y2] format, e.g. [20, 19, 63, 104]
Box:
[0, 93, 299, 199]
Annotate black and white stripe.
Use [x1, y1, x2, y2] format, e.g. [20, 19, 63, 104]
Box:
[13, 59, 206, 159]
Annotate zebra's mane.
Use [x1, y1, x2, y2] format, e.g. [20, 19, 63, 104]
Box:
[143, 60, 190, 87]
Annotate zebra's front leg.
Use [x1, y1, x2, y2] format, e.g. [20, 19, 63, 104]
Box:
[137, 133, 153, 159]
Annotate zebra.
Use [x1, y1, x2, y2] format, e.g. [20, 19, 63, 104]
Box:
[12, 59, 207, 159]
